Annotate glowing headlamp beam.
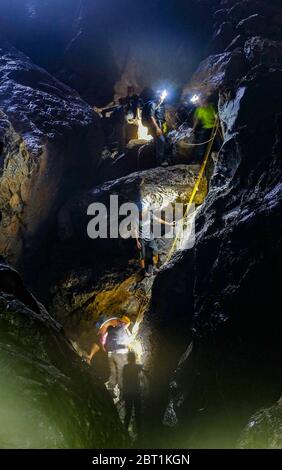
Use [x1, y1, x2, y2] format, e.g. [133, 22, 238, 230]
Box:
[191, 94, 200, 104]
[160, 89, 168, 101]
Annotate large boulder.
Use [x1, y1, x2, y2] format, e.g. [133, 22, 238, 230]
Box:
[96, 141, 156, 185]
[186, 50, 247, 96]
[0, 259, 128, 448]
[0, 40, 103, 267]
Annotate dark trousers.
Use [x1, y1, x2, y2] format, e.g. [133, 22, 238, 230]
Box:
[116, 123, 126, 153]
[148, 125, 166, 165]
[124, 394, 142, 431]
[154, 134, 166, 165]
[108, 353, 128, 392]
[140, 239, 158, 271]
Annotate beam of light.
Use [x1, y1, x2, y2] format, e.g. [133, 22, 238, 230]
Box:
[137, 109, 153, 141]
[191, 94, 200, 104]
[161, 89, 168, 101]
[137, 120, 153, 141]
[129, 336, 143, 362]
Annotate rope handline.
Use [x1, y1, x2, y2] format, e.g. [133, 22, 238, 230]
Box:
[131, 124, 220, 341]
[171, 132, 218, 148]
[130, 122, 221, 341]
[165, 122, 220, 263]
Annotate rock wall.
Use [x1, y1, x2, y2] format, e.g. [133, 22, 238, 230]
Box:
[0, 0, 281, 449]
[38, 165, 207, 355]
[146, 0, 282, 448]
[0, 39, 103, 269]
[0, 259, 128, 448]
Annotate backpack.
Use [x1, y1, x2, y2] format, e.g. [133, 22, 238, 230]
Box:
[105, 325, 129, 352]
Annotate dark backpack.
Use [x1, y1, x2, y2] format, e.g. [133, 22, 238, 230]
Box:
[105, 325, 128, 352]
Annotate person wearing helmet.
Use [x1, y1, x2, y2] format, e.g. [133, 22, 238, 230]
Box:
[142, 90, 168, 166]
[86, 317, 121, 364]
[104, 316, 132, 399]
[134, 179, 175, 277]
[192, 95, 221, 162]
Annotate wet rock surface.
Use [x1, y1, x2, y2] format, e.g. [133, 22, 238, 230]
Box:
[0, 260, 128, 448]
[187, 50, 248, 96]
[0, 0, 281, 449]
[0, 39, 102, 268]
[146, 0, 282, 448]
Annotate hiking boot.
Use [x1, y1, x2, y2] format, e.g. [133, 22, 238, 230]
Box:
[145, 265, 154, 277]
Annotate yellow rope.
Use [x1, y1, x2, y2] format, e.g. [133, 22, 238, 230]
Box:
[165, 122, 220, 263]
[131, 122, 221, 342]
[175, 133, 218, 148]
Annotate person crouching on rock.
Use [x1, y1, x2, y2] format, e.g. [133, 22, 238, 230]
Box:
[104, 316, 132, 399]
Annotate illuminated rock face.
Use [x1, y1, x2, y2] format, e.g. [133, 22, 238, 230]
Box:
[0, 39, 103, 268]
[40, 165, 207, 355]
[0, 261, 128, 449]
[146, 0, 282, 449]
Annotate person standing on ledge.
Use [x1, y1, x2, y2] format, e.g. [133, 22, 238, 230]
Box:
[142, 90, 168, 166]
[134, 179, 175, 277]
[104, 316, 132, 399]
[192, 95, 221, 162]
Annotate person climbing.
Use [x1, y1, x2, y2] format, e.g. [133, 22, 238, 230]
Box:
[134, 198, 158, 278]
[104, 316, 132, 399]
[192, 95, 221, 163]
[122, 351, 146, 434]
[85, 317, 116, 364]
[134, 179, 174, 277]
[142, 90, 168, 166]
[122, 86, 143, 142]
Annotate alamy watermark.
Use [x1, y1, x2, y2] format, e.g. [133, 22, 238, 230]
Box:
[87, 196, 196, 250]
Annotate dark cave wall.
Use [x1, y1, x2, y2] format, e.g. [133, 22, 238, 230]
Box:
[0, 260, 128, 448]
[147, 0, 282, 447]
[0, 0, 216, 106]
[0, 0, 281, 448]
[0, 39, 103, 269]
